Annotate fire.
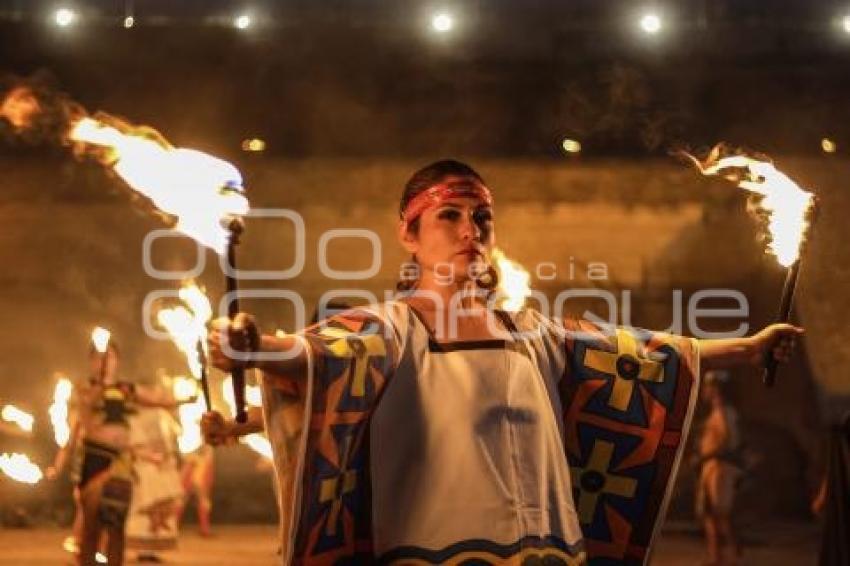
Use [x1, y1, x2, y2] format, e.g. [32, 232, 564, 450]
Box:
[0, 453, 43, 484]
[68, 117, 248, 254]
[172, 376, 206, 454]
[48, 377, 74, 447]
[492, 248, 532, 312]
[221, 376, 270, 459]
[91, 326, 111, 353]
[685, 148, 815, 267]
[157, 282, 212, 380]
[0, 86, 41, 131]
[1, 405, 34, 433]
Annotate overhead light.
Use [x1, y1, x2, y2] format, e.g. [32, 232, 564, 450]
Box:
[431, 12, 454, 33]
[561, 139, 582, 154]
[639, 12, 662, 34]
[822, 138, 837, 153]
[234, 14, 252, 30]
[843, 15, 850, 34]
[123, 16, 134, 28]
[54, 7, 77, 27]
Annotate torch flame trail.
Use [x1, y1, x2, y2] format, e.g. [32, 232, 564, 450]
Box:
[492, 248, 532, 313]
[1, 405, 34, 433]
[683, 148, 815, 267]
[68, 116, 248, 254]
[49, 377, 74, 447]
[0, 86, 42, 131]
[0, 452, 43, 484]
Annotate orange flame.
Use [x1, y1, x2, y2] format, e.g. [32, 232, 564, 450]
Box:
[685, 147, 815, 267]
[0, 452, 43, 484]
[68, 116, 248, 254]
[0, 86, 41, 131]
[171, 376, 206, 454]
[49, 377, 74, 447]
[157, 282, 212, 380]
[1, 405, 34, 433]
[492, 248, 532, 312]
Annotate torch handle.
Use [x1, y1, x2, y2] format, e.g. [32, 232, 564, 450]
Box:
[226, 233, 248, 424]
[762, 261, 801, 387]
[196, 340, 212, 412]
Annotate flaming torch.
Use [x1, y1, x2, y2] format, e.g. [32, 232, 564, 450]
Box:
[67, 116, 250, 422]
[685, 147, 816, 386]
[156, 282, 213, 411]
[2, 85, 251, 422]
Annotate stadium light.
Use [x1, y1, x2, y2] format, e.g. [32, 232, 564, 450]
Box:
[54, 7, 77, 27]
[431, 12, 454, 33]
[639, 12, 662, 34]
[234, 14, 252, 30]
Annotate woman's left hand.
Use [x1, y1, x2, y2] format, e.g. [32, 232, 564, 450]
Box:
[749, 323, 805, 366]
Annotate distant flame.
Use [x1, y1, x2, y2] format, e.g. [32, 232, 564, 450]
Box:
[685, 147, 815, 267]
[172, 376, 206, 454]
[48, 377, 74, 447]
[157, 282, 212, 380]
[221, 376, 270, 459]
[1, 405, 34, 433]
[91, 327, 111, 353]
[492, 248, 532, 312]
[68, 117, 248, 254]
[0, 86, 41, 131]
[0, 453, 43, 484]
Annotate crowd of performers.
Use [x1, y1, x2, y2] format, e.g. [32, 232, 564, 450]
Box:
[45, 344, 216, 564]
[42, 159, 811, 566]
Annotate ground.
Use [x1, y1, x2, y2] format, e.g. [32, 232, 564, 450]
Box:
[0, 522, 819, 565]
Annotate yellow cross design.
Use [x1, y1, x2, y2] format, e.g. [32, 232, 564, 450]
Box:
[582, 328, 664, 411]
[570, 440, 638, 525]
[319, 468, 357, 536]
[319, 327, 386, 397]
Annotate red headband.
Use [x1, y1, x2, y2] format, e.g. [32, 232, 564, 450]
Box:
[401, 181, 493, 226]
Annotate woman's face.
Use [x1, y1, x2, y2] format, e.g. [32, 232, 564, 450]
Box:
[400, 178, 495, 284]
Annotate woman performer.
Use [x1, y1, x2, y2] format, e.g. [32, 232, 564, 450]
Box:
[206, 160, 801, 565]
[47, 341, 179, 566]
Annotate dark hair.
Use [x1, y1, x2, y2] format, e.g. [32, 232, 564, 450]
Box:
[399, 159, 485, 232]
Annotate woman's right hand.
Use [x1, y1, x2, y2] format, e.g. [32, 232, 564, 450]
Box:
[201, 411, 234, 446]
[208, 313, 260, 372]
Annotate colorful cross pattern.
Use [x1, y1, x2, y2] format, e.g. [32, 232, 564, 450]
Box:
[318, 326, 387, 397]
[561, 319, 699, 565]
[569, 440, 638, 525]
[582, 328, 665, 411]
